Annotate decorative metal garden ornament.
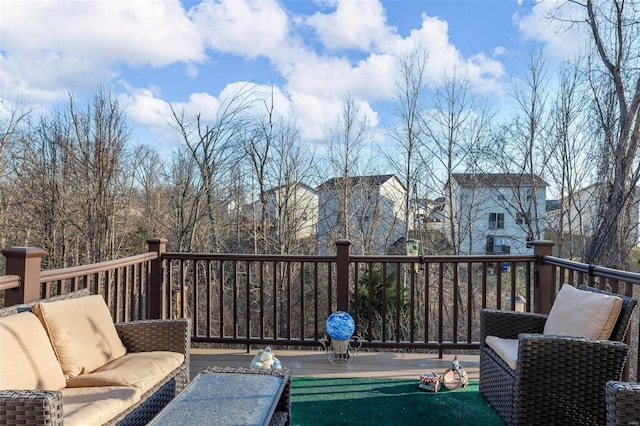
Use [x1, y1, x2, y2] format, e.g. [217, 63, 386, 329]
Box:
[320, 311, 362, 365]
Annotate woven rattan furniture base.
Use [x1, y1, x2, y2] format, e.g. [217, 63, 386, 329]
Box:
[149, 366, 291, 426]
[606, 381, 640, 425]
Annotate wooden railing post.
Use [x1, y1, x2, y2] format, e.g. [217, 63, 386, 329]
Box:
[147, 238, 167, 319]
[2, 247, 46, 305]
[530, 240, 555, 315]
[335, 239, 351, 312]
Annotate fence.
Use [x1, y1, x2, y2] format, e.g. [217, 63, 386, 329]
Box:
[1, 239, 638, 379]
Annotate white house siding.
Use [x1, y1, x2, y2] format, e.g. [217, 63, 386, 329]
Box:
[451, 174, 547, 256]
[316, 189, 340, 255]
[316, 175, 407, 255]
[547, 184, 640, 247]
[265, 183, 318, 240]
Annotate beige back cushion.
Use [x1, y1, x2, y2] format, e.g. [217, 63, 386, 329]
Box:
[0, 311, 67, 390]
[33, 294, 127, 379]
[543, 284, 623, 340]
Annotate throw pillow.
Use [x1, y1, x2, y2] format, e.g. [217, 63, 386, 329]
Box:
[33, 294, 127, 379]
[0, 311, 67, 390]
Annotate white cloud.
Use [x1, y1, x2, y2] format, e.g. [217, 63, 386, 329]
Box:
[1, 0, 513, 150]
[515, 0, 588, 59]
[190, 0, 289, 59]
[283, 51, 395, 101]
[389, 14, 506, 93]
[289, 91, 338, 141]
[123, 81, 297, 149]
[306, 0, 395, 51]
[1, 0, 204, 101]
[288, 89, 380, 143]
[122, 88, 174, 132]
[236, 5, 506, 142]
[493, 46, 508, 57]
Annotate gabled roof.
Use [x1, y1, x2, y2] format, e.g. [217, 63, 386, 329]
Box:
[264, 182, 317, 195]
[451, 173, 548, 188]
[317, 174, 400, 190]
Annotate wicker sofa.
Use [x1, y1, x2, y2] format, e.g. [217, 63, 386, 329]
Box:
[480, 284, 636, 425]
[0, 289, 191, 426]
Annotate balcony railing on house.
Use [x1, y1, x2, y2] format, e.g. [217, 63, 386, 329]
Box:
[1, 239, 638, 381]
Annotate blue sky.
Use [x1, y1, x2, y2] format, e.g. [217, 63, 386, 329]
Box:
[0, 0, 589, 154]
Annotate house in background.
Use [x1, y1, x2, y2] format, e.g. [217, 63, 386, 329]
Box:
[447, 173, 547, 255]
[316, 174, 407, 255]
[546, 183, 640, 248]
[257, 182, 318, 241]
[411, 197, 445, 230]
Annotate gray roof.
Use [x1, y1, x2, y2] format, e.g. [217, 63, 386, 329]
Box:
[317, 174, 400, 190]
[451, 173, 548, 188]
[265, 182, 317, 195]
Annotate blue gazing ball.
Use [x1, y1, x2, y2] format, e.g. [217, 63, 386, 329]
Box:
[326, 311, 355, 340]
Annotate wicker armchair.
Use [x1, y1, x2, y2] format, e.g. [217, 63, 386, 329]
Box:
[480, 285, 636, 426]
[606, 381, 640, 425]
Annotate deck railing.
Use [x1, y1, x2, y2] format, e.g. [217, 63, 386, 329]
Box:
[0, 246, 156, 322]
[1, 239, 638, 380]
[161, 244, 537, 357]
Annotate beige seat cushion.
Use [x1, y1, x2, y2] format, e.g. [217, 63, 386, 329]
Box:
[66, 351, 184, 394]
[60, 386, 141, 426]
[0, 311, 67, 390]
[543, 284, 623, 340]
[485, 336, 519, 370]
[33, 294, 127, 379]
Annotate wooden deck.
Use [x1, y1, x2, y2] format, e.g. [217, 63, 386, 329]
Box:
[190, 348, 480, 382]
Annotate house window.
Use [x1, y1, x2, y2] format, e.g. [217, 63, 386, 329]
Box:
[488, 213, 504, 230]
[525, 188, 534, 201]
[487, 236, 510, 254]
[516, 213, 530, 225]
[487, 236, 502, 253]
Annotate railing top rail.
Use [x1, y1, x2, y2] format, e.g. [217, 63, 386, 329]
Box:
[542, 255, 640, 285]
[162, 252, 537, 263]
[351, 254, 538, 262]
[162, 252, 337, 262]
[0, 275, 21, 291]
[40, 252, 158, 283]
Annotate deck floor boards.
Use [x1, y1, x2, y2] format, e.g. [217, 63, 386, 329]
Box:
[190, 348, 479, 382]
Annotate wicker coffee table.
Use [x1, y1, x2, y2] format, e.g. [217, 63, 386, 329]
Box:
[148, 366, 291, 426]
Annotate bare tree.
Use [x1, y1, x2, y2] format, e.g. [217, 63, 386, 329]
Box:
[480, 50, 550, 251]
[544, 61, 597, 258]
[129, 145, 165, 252]
[67, 89, 133, 262]
[170, 85, 253, 252]
[245, 85, 277, 254]
[386, 49, 430, 247]
[268, 119, 317, 255]
[554, 0, 640, 268]
[163, 148, 204, 252]
[422, 71, 492, 254]
[13, 108, 74, 267]
[320, 95, 375, 254]
[0, 100, 31, 251]
[10, 88, 133, 265]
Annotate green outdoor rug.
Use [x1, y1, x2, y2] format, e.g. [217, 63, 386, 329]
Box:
[291, 377, 504, 425]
